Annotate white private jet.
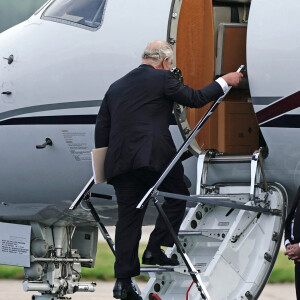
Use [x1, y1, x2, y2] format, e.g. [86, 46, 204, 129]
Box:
[0, 0, 299, 299]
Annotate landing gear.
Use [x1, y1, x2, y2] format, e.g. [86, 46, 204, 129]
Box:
[24, 223, 97, 300]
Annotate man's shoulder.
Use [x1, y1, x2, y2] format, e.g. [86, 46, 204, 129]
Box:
[107, 69, 136, 91]
[113, 65, 170, 85]
[137, 64, 171, 77]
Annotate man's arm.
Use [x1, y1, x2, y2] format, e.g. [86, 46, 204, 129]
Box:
[285, 214, 294, 248]
[285, 243, 300, 260]
[285, 186, 300, 247]
[95, 95, 111, 148]
[284, 186, 300, 261]
[164, 71, 243, 108]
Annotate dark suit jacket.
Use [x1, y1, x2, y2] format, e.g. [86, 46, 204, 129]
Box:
[285, 186, 300, 244]
[95, 64, 224, 181]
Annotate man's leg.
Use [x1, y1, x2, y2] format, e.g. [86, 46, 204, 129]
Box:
[137, 163, 189, 253]
[147, 182, 188, 249]
[111, 172, 148, 282]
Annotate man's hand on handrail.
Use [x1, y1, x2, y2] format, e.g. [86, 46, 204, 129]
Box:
[222, 72, 243, 87]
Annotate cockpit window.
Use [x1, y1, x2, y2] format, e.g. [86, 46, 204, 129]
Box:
[42, 0, 107, 30]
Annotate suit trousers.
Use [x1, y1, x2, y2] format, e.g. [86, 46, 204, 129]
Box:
[111, 164, 189, 279]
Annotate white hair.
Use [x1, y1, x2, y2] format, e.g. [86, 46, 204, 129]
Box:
[142, 41, 173, 66]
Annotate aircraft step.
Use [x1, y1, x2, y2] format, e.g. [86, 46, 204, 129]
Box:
[141, 263, 204, 274]
[140, 266, 175, 273]
[179, 230, 203, 236]
[209, 153, 253, 163]
[196, 149, 267, 199]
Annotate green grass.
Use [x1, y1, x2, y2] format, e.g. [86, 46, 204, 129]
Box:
[268, 250, 295, 283]
[0, 245, 295, 283]
[81, 242, 148, 281]
[0, 264, 25, 279]
[0, 242, 148, 281]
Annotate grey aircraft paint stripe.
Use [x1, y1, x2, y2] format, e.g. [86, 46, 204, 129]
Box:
[0, 100, 102, 121]
[0, 97, 279, 121]
[251, 96, 282, 106]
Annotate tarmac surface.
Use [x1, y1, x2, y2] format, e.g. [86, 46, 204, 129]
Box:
[0, 280, 296, 300]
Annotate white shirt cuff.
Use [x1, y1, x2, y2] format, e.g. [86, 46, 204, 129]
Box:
[215, 77, 229, 93]
[285, 239, 291, 247]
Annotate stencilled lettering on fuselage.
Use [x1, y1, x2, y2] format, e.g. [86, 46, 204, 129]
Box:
[62, 130, 91, 161]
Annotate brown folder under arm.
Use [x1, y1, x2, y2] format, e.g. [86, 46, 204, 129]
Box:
[91, 147, 108, 184]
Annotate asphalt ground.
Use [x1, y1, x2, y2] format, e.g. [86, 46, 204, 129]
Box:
[0, 280, 296, 300]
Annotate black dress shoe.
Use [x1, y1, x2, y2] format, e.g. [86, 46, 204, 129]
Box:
[142, 248, 179, 266]
[113, 279, 142, 300]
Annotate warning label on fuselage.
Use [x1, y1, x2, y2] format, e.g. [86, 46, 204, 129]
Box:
[0, 222, 31, 267]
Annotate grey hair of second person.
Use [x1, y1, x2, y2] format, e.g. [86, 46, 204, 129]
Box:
[142, 40, 173, 66]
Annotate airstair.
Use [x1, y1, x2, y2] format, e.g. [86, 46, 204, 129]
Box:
[140, 149, 286, 300]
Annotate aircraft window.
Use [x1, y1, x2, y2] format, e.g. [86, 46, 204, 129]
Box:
[42, 0, 107, 30]
[34, 0, 53, 16]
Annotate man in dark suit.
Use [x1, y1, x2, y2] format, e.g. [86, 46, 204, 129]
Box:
[95, 40, 242, 300]
[285, 186, 300, 299]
